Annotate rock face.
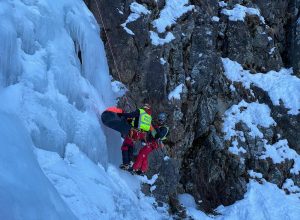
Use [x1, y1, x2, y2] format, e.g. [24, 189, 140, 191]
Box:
[85, 0, 300, 214]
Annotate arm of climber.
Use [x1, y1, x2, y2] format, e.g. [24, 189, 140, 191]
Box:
[118, 109, 139, 120]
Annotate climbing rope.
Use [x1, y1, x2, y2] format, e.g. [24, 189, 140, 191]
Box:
[93, 0, 133, 110]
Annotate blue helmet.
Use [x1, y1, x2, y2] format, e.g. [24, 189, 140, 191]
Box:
[157, 112, 167, 124]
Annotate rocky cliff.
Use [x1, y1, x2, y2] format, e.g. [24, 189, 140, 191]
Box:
[84, 0, 300, 215]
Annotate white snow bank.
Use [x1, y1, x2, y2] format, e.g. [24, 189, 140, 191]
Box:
[0, 113, 75, 219]
[283, 179, 300, 194]
[223, 100, 276, 140]
[260, 139, 300, 175]
[222, 58, 300, 115]
[152, 0, 194, 33]
[178, 194, 211, 220]
[36, 145, 170, 220]
[150, 31, 175, 46]
[179, 180, 300, 220]
[121, 2, 150, 35]
[221, 4, 265, 23]
[216, 180, 300, 220]
[168, 83, 184, 100]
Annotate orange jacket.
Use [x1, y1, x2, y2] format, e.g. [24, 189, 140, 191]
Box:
[105, 106, 123, 114]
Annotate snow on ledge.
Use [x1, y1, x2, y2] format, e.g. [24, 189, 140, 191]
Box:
[228, 140, 247, 155]
[248, 170, 263, 179]
[121, 2, 150, 35]
[283, 179, 300, 194]
[152, 0, 194, 33]
[168, 83, 184, 100]
[150, 31, 175, 46]
[222, 100, 276, 140]
[221, 4, 265, 23]
[260, 139, 300, 175]
[222, 58, 300, 115]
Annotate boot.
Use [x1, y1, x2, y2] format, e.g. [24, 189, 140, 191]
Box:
[119, 164, 130, 170]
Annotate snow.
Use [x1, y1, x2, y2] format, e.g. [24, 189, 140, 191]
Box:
[222, 100, 276, 140]
[212, 16, 220, 22]
[168, 83, 184, 100]
[248, 170, 263, 179]
[222, 58, 300, 115]
[36, 144, 169, 219]
[260, 139, 300, 175]
[0, 0, 161, 218]
[150, 31, 175, 46]
[111, 80, 127, 98]
[219, 1, 228, 8]
[152, 0, 194, 33]
[221, 4, 265, 24]
[283, 179, 300, 194]
[121, 2, 150, 35]
[269, 47, 275, 55]
[160, 58, 167, 65]
[179, 180, 300, 220]
[0, 113, 76, 219]
[216, 180, 300, 220]
[178, 193, 210, 219]
[0, 0, 115, 164]
[164, 156, 170, 161]
[228, 140, 247, 155]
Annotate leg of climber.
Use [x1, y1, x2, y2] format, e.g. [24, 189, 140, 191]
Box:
[120, 136, 134, 170]
[133, 143, 154, 174]
[132, 146, 146, 171]
[128, 143, 134, 166]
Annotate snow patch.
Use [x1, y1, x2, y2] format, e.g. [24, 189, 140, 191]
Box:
[223, 100, 276, 140]
[221, 4, 265, 23]
[160, 57, 167, 65]
[260, 139, 300, 175]
[152, 0, 194, 33]
[219, 1, 228, 8]
[248, 170, 263, 179]
[150, 31, 175, 46]
[222, 58, 300, 115]
[228, 140, 247, 155]
[111, 80, 127, 98]
[212, 16, 220, 22]
[168, 83, 184, 100]
[121, 2, 150, 35]
[283, 179, 300, 194]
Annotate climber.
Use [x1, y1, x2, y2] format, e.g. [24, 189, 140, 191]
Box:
[118, 103, 153, 170]
[101, 104, 153, 170]
[131, 112, 169, 175]
[101, 106, 131, 137]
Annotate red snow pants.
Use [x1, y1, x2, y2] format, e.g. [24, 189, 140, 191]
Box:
[133, 140, 158, 172]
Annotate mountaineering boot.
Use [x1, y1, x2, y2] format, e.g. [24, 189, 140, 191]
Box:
[119, 164, 130, 170]
[131, 169, 145, 176]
